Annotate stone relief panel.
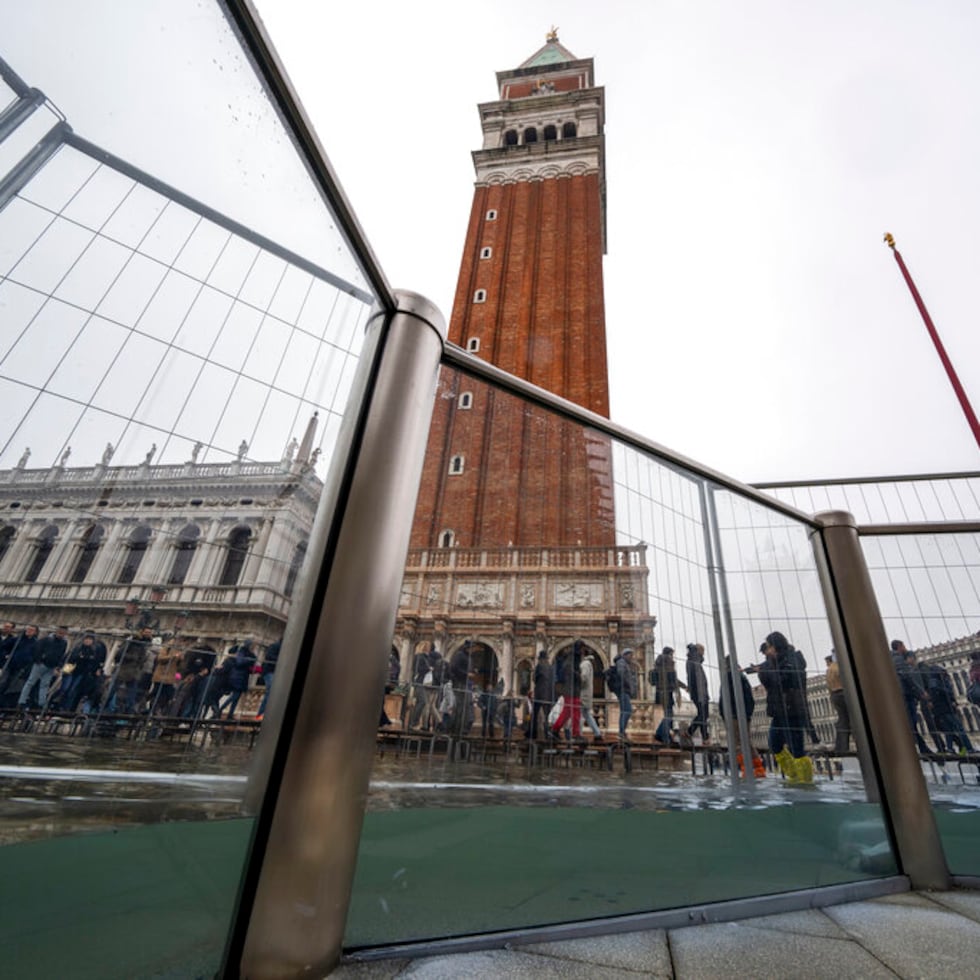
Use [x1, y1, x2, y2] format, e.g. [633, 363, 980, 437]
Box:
[553, 581, 603, 608]
[456, 581, 504, 608]
[519, 582, 535, 608]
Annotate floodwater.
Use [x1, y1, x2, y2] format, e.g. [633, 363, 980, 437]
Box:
[0, 731, 976, 845]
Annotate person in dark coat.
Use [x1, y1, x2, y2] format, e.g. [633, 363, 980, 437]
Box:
[218, 640, 257, 718]
[550, 642, 585, 739]
[890, 640, 931, 753]
[0, 625, 38, 707]
[408, 643, 432, 729]
[718, 656, 755, 725]
[685, 643, 710, 743]
[0, 621, 18, 670]
[617, 648, 638, 741]
[917, 656, 971, 753]
[257, 638, 281, 718]
[57, 632, 107, 711]
[747, 632, 807, 758]
[106, 627, 153, 714]
[175, 639, 217, 719]
[652, 647, 684, 744]
[18, 625, 68, 709]
[529, 649, 556, 739]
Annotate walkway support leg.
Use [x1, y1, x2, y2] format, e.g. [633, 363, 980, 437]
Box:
[238, 291, 446, 978]
[811, 510, 949, 891]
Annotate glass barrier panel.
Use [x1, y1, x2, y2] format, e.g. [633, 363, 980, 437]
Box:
[0, 4, 380, 976]
[861, 530, 980, 876]
[343, 365, 896, 951]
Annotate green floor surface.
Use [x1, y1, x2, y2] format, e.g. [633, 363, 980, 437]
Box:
[345, 802, 894, 947]
[0, 818, 252, 979]
[934, 807, 980, 876]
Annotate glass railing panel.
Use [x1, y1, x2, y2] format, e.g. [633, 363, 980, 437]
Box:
[344, 365, 896, 951]
[0, 5, 382, 977]
[862, 530, 980, 876]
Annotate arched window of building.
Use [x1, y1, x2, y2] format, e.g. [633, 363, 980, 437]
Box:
[458, 392, 473, 409]
[480, 246, 492, 259]
[562, 121, 577, 138]
[284, 541, 307, 598]
[466, 337, 480, 353]
[543, 124, 557, 141]
[25, 525, 58, 583]
[439, 530, 455, 548]
[504, 129, 518, 146]
[449, 455, 464, 475]
[485, 209, 497, 221]
[219, 525, 252, 587]
[0, 526, 14, 571]
[118, 525, 152, 584]
[167, 524, 200, 586]
[523, 127, 538, 144]
[70, 524, 105, 583]
[473, 288, 486, 303]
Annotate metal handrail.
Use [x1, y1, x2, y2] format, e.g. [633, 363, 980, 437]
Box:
[440, 343, 820, 528]
[755, 471, 980, 489]
[857, 521, 980, 536]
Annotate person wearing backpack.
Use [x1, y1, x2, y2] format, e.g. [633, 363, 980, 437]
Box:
[921, 658, 973, 754]
[615, 648, 637, 741]
[529, 649, 556, 739]
[685, 643, 710, 743]
[968, 652, 980, 707]
[651, 646, 685, 745]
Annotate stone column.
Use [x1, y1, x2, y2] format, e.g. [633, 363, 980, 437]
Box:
[500, 619, 515, 693]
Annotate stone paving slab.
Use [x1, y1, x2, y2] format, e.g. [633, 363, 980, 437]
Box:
[823, 895, 980, 978]
[918, 888, 980, 924]
[334, 891, 980, 978]
[331, 959, 410, 980]
[721, 907, 851, 939]
[516, 928, 672, 976]
[359, 948, 644, 979]
[668, 917, 896, 979]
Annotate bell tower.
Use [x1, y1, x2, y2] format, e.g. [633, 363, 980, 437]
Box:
[410, 33, 614, 550]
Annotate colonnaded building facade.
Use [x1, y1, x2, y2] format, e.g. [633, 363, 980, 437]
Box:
[0, 430, 321, 654]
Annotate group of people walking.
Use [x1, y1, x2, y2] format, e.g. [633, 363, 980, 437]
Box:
[393, 632, 980, 761]
[0, 620, 280, 722]
[891, 638, 974, 755]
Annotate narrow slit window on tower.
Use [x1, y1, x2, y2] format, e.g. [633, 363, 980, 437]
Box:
[543, 124, 557, 141]
[439, 530, 456, 548]
[449, 455, 464, 475]
[485, 209, 497, 221]
[504, 129, 518, 146]
[523, 127, 538, 144]
[480, 246, 492, 259]
[458, 392, 473, 409]
[562, 121, 577, 138]
[466, 337, 480, 353]
[473, 289, 486, 303]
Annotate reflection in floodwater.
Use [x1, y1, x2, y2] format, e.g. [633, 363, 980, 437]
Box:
[2, 734, 978, 848]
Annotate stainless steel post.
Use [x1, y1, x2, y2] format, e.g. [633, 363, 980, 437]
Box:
[706, 484, 756, 790]
[237, 291, 446, 978]
[699, 482, 755, 791]
[811, 510, 949, 890]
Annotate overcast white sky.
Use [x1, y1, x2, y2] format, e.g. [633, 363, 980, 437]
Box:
[3, 0, 979, 484]
[253, 0, 980, 484]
